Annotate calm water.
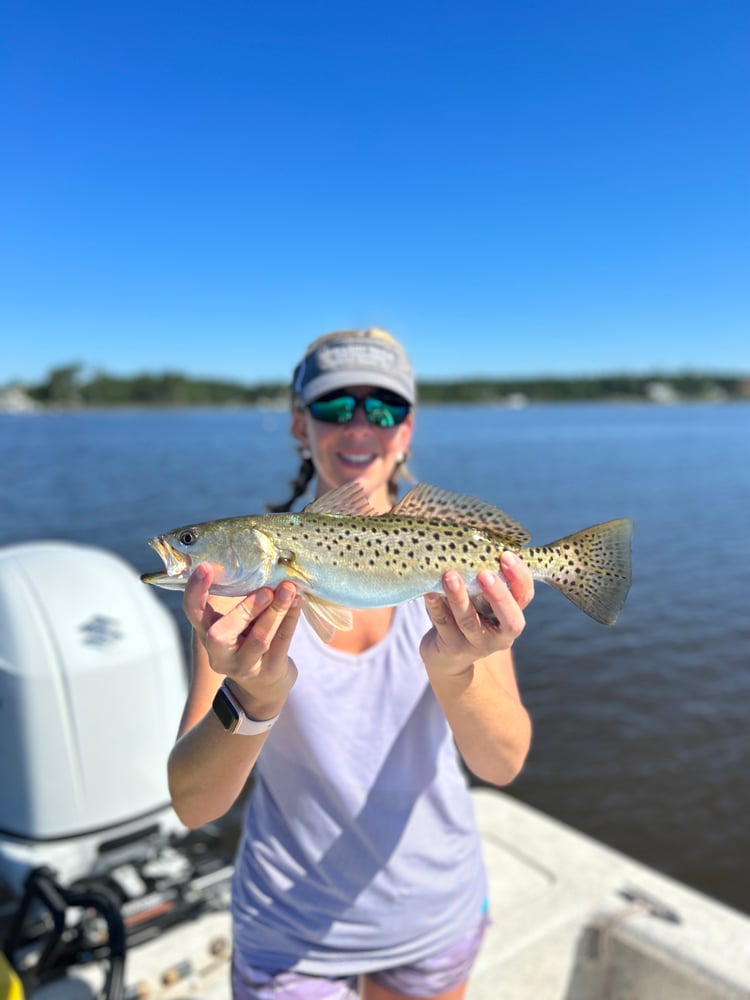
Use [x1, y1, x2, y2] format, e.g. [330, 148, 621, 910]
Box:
[1, 404, 748, 914]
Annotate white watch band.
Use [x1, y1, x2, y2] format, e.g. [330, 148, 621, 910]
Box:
[213, 679, 280, 736]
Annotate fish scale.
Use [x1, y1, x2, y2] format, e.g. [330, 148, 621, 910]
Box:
[143, 481, 633, 641]
[284, 515, 501, 580]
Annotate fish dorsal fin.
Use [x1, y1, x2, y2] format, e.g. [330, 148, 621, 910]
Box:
[392, 483, 532, 545]
[301, 594, 354, 642]
[304, 481, 379, 517]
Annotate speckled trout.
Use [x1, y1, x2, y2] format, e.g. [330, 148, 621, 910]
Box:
[142, 482, 632, 639]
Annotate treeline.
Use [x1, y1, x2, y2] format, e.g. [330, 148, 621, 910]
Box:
[417, 374, 747, 403]
[19, 364, 749, 407]
[25, 366, 285, 407]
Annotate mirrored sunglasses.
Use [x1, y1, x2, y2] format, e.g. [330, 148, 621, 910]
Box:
[307, 391, 411, 428]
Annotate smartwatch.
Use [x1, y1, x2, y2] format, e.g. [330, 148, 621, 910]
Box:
[212, 680, 280, 735]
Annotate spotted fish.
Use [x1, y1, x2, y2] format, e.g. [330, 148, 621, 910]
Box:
[142, 482, 633, 640]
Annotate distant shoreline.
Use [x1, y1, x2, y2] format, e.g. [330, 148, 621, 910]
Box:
[2, 368, 749, 411]
[3, 398, 748, 417]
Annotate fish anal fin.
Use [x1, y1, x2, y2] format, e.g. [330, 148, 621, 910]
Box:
[393, 483, 532, 545]
[305, 481, 379, 517]
[301, 594, 354, 642]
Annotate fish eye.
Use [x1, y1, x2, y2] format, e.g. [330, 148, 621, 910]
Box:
[178, 529, 198, 546]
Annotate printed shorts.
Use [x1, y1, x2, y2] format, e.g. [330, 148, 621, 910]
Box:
[231, 912, 491, 999]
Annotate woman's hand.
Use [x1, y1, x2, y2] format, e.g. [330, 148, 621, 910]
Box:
[420, 552, 534, 676]
[419, 552, 534, 784]
[184, 563, 301, 720]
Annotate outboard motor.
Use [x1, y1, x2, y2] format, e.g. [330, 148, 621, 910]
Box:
[0, 541, 195, 997]
[0, 541, 187, 893]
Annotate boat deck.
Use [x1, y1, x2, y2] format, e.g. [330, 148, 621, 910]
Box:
[37, 789, 750, 999]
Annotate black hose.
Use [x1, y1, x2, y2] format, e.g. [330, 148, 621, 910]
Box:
[2, 867, 127, 1000]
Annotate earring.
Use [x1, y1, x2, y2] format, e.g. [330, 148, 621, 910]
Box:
[299, 447, 312, 461]
[396, 451, 407, 464]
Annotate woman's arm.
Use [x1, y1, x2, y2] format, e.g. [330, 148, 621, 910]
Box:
[167, 565, 300, 828]
[420, 552, 534, 786]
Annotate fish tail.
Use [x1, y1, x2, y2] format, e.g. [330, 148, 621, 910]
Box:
[523, 518, 633, 625]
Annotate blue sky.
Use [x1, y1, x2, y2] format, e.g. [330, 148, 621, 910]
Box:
[2, 0, 748, 386]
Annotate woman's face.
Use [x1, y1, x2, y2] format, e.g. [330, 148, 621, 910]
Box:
[292, 384, 414, 509]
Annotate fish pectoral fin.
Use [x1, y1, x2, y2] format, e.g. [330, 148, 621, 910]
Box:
[277, 552, 314, 586]
[304, 481, 379, 517]
[301, 595, 354, 642]
[393, 483, 532, 545]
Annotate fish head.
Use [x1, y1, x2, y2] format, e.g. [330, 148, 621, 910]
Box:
[141, 517, 276, 595]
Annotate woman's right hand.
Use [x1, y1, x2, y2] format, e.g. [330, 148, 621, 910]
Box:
[183, 563, 301, 721]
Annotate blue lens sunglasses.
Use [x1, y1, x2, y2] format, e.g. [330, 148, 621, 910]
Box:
[307, 391, 411, 428]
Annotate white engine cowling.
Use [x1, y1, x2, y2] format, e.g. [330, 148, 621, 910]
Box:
[0, 541, 188, 892]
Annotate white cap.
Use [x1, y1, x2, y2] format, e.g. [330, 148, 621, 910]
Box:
[294, 333, 415, 405]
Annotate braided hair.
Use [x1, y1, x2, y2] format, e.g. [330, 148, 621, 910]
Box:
[266, 452, 316, 513]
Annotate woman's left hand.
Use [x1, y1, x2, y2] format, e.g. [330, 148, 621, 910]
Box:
[420, 552, 534, 675]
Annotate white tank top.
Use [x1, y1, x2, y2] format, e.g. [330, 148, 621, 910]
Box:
[231, 600, 487, 977]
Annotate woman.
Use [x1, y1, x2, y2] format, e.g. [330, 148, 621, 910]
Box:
[168, 328, 534, 1000]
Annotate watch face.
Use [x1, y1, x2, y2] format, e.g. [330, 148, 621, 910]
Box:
[213, 687, 240, 732]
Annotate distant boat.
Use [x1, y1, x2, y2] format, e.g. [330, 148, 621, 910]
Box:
[505, 391, 529, 409]
[0, 387, 39, 414]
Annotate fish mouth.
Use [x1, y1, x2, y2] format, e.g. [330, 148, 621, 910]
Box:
[142, 536, 192, 586]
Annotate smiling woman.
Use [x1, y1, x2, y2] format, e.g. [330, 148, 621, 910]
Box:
[166, 327, 535, 1000]
[267, 328, 417, 514]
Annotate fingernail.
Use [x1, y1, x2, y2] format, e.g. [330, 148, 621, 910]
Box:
[501, 551, 517, 568]
[444, 572, 461, 593]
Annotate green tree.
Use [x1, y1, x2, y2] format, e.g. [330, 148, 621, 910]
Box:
[32, 364, 84, 404]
